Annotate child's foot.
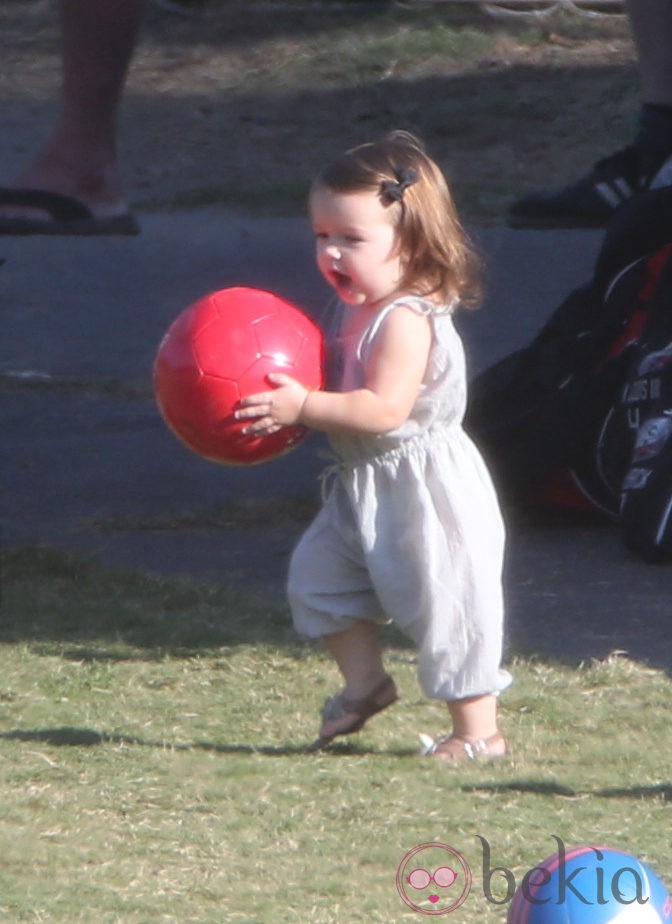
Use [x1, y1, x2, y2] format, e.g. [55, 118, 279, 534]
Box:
[420, 731, 507, 761]
[312, 674, 398, 749]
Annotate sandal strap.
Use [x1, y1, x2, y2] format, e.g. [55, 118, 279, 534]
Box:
[312, 675, 398, 749]
[321, 674, 397, 724]
[421, 731, 506, 760]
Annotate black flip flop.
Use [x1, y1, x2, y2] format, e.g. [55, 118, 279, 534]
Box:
[0, 187, 140, 236]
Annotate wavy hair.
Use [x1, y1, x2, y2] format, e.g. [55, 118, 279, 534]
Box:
[311, 131, 482, 309]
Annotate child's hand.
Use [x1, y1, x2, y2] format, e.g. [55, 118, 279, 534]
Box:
[235, 373, 310, 435]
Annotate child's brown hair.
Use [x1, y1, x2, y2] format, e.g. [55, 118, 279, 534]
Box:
[312, 130, 482, 308]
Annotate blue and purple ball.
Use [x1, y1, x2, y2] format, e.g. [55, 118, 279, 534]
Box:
[507, 845, 671, 923]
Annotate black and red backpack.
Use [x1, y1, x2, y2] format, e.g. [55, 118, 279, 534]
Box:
[465, 186, 672, 560]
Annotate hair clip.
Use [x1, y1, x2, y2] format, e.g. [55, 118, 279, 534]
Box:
[380, 167, 418, 204]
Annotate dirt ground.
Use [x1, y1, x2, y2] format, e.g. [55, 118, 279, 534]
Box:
[1, 1, 637, 221]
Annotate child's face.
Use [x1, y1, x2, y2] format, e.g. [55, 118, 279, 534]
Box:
[310, 185, 403, 310]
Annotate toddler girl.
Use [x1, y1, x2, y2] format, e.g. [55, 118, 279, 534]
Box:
[236, 131, 512, 760]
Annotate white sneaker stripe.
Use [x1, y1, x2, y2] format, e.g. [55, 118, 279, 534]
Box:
[651, 153, 672, 190]
[613, 177, 634, 198]
[595, 180, 625, 207]
[655, 494, 672, 547]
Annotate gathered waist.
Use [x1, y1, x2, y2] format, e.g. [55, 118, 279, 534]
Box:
[321, 422, 461, 488]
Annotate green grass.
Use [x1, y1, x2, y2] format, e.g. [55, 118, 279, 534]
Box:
[126, 1, 635, 223]
[264, 20, 499, 87]
[1, 547, 671, 922]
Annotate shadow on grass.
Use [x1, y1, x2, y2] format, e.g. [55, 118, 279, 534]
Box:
[0, 726, 418, 758]
[463, 780, 672, 801]
[1, 546, 300, 652]
[1, 546, 414, 655]
[140, 2, 610, 60]
[127, 58, 635, 224]
[500, 503, 672, 678]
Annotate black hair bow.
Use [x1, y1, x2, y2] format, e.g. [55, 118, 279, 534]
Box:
[380, 167, 418, 204]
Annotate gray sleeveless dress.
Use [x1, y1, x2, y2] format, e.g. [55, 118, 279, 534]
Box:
[288, 296, 512, 700]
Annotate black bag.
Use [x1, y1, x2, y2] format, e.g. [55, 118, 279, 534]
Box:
[466, 187, 672, 559]
[614, 243, 672, 559]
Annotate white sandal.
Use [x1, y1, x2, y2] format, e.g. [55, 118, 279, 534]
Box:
[420, 731, 507, 761]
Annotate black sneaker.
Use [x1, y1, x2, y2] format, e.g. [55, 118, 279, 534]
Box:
[508, 144, 672, 230]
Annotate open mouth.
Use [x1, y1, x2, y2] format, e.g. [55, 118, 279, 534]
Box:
[329, 268, 351, 290]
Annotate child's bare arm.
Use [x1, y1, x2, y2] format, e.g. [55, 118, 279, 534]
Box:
[236, 305, 431, 436]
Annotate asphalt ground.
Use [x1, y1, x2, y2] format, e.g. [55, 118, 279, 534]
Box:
[2, 210, 671, 669]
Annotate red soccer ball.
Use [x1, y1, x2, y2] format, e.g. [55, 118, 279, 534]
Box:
[153, 287, 324, 465]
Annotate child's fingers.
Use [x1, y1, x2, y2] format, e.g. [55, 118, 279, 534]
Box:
[238, 389, 273, 407]
[235, 390, 277, 419]
[267, 372, 296, 387]
[235, 402, 270, 420]
[241, 418, 282, 436]
[234, 377, 306, 428]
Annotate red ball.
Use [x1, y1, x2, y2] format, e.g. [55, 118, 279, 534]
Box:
[153, 287, 324, 465]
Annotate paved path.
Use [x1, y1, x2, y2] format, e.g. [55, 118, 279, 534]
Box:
[2, 211, 671, 668]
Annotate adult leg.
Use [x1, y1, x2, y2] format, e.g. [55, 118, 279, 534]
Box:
[626, 0, 672, 188]
[2, 0, 148, 225]
[628, 0, 672, 107]
[508, 0, 672, 229]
